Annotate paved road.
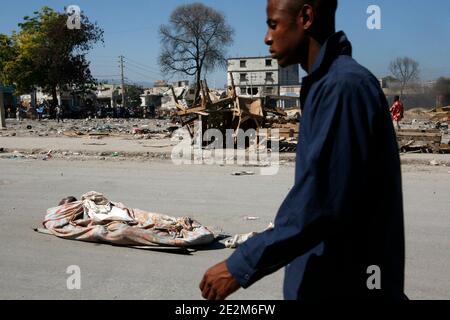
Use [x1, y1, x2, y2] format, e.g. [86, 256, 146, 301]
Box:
[0, 159, 449, 299]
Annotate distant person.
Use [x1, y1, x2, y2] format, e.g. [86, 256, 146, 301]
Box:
[55, 105, 63, 123]
[6, 106, 12, 118]
[390, 96, 404, 130]
[36, 105, 44, 121]
[16, 105, 23, 122]
[97, 107, 103, 119]
[143, 106, 148, 119]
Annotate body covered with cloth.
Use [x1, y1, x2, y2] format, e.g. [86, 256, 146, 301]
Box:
[43, 191, 215, 247]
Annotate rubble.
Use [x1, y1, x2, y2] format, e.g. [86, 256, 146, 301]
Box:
[172, 74, 300, 152]
[1, 118, 174, 138]
[397, 107, 450, 154]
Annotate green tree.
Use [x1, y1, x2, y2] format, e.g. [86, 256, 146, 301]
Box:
[126, 84, 144, 109]
[3, 7, 103, 109]
[0, 34, 16, 84]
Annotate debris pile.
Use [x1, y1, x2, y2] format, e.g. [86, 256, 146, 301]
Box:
[0, 118, 175, 139]
[172, 73, 300, 152]
[398, 107, 450, 153]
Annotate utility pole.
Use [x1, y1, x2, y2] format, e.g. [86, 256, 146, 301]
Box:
[119, 55, 126, 108]
[0, 84, 6, 130]
[250, 72, 253, 99]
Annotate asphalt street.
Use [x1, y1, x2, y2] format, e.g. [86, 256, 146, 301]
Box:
[0, 159, 448, 299]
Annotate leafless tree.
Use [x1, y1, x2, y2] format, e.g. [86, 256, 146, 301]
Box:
[159, 3, 234, 105]
[389, 57, 420, 99]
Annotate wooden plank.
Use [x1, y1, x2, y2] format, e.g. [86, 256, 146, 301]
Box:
[396, 132, 442, 138]
[397, 137, 441, 143]
[176, 105, 207, 116]
[397, 129, 441, 134]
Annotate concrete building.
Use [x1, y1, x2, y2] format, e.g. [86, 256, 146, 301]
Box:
[95, 84, 124, 108]
[227, 56, 300, 98]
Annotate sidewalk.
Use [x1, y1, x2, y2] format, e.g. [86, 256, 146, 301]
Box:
[1, 136, 449, 165]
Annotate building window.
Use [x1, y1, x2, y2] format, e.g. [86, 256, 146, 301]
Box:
[265, 72, 274, 82]
[247, 87, 259, 96]
[265, 59, 272, 67]
[240, 73, 248, 82]
[240, 60, 247, 68]
[240, 87, 247, 95]
[265, 87, 274, 94]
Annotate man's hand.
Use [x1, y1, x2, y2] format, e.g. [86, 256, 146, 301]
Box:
[200, 261, 241, 300]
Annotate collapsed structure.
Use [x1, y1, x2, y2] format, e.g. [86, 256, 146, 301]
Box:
[171, 73, 300, 152]
[397, 107, 450, 154]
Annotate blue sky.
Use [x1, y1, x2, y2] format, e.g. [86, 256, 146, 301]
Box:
[1, 0, 449, 87]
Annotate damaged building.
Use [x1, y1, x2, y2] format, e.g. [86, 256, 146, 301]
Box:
[227, 56, 300, 103]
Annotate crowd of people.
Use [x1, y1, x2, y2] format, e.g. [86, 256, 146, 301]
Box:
[4, 102, 158, 121]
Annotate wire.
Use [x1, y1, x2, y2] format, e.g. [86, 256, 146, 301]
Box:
[125, 60, 162, 76]
[92, 75, 120, 78]
[125, 68, 159, 83]
[124, 56, 162, 74]
[125, 63, 161, 79]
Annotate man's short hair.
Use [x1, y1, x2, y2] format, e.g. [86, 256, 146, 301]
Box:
[287, 0, 338, 37]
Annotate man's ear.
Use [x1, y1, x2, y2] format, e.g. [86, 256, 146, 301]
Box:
[299, 4, 314, 30]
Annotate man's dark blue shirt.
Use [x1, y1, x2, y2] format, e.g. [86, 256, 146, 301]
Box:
[227, 31, 406, 300]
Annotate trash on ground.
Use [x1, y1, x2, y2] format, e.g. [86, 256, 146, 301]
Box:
[231, 171, 255, 176]
[82, 143, 107, 146]
[42, 150, 53, 161]
[225, 223, 274, 249]
[430, 160, 440, 166]
[243, 216, 260, 221]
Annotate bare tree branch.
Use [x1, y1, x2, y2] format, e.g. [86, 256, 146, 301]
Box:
[389, 57, 420, 98]
[158, 2, 234, 102]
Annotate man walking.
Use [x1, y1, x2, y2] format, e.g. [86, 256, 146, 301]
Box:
[200, 0, 406, 300]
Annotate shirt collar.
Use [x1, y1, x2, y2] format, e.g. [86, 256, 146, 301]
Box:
[306, 31, 353, 78]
